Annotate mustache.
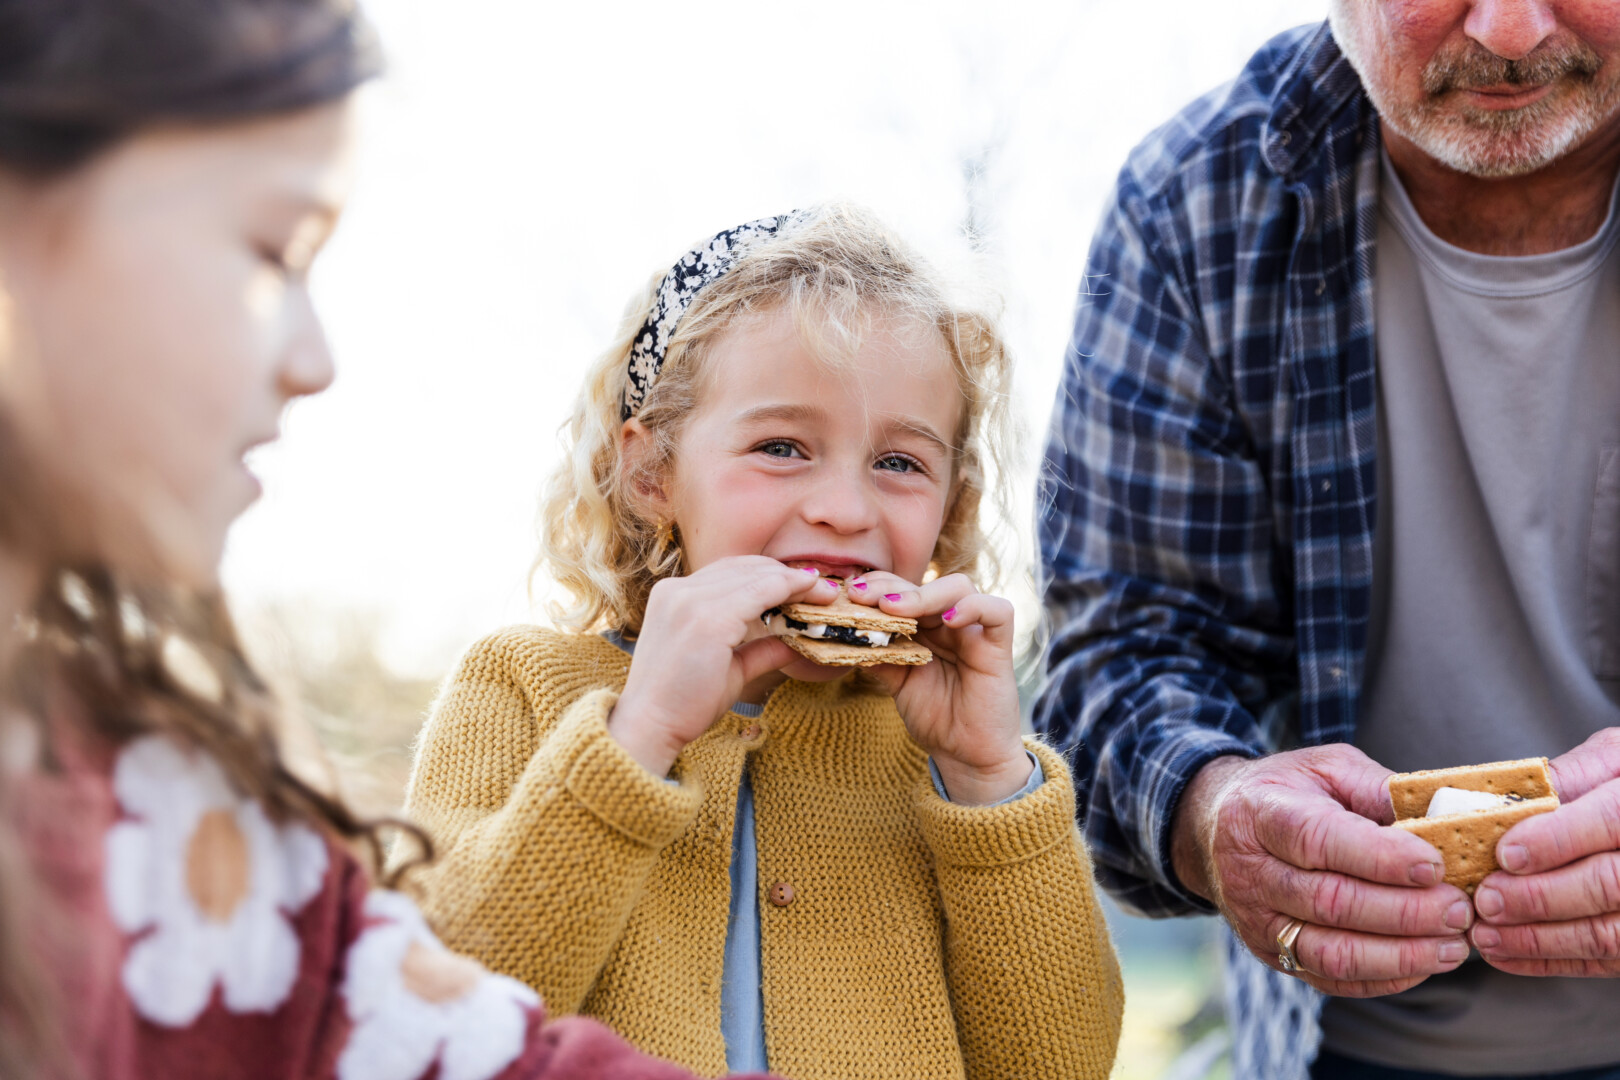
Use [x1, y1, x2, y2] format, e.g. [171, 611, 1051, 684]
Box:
[1423, 36, 1604, 95]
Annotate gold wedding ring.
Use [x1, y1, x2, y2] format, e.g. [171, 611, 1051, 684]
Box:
[1276, 917, 1307, 975]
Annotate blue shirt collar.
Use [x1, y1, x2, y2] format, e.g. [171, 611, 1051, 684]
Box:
[1261, 20, 1372, 180]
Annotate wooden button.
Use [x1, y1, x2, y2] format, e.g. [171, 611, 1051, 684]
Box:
[767, 881, 795, 907]
[741, 723, 762, 740]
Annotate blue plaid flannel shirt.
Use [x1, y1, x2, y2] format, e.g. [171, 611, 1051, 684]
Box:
[1035, 21, 1384, 1080]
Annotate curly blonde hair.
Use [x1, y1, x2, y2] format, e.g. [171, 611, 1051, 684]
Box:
[537, 203, 1015, 634]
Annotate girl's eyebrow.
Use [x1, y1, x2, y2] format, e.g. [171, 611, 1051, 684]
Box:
[880, 414, 951, 453]
[735, 403, 827, 425]
[735, 403, 951, 454]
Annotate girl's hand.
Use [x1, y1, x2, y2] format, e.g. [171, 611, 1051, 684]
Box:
[849, 572, 1030, 805]
[608, 557, 838, 777]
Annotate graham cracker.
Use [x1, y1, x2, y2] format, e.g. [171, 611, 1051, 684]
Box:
[779, 581, 918, 635]
[1392, 796, 1559, 893]
[1387, 757, 1555, 821]
[782, 635, 934, 668]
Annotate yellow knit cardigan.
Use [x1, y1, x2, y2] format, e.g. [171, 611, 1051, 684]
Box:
[399, 627, 1123, 1080]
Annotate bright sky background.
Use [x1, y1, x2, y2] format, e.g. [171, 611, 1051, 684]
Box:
[224, 0, 1329, 676]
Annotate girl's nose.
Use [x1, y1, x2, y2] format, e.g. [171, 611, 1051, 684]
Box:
[1464, 0, 1558, 62]
[277, 296, 336, 401]
[800, 463, 881, 535]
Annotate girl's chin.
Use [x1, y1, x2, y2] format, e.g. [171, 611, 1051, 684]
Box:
[781, 655, 852, 682]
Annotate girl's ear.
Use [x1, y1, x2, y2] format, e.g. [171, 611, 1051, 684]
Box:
[619, 416, 672, 517]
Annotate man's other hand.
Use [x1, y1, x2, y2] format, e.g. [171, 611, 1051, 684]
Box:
[1171, 747, 1473, 997]
[1472, 728, 1620, 976]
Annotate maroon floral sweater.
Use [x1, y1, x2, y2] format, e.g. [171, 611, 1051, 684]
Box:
[14, 728, 774, 1080]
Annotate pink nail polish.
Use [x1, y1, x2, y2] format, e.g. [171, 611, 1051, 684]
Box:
[884, 594, 902, 602]
[798, 566, 818, 574]
[852, 582, 868, 591]
[942, 607, 957, 621]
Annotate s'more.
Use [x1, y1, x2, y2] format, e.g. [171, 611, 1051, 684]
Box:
[762, 580, 933, 668]
[1387, 757, 1560, 893]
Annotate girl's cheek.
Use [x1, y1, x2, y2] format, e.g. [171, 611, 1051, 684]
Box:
[709, 462, 781, 506]
[675, 462, 787, 563]
[115, 254, 265, 545]
[886, 493, 950, 582]
[243, 265, 288, 325]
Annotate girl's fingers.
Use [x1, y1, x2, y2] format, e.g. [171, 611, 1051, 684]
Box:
[716, 559, 839, 615]
[908, 575, 983, 624]
[734, 635, 799, 685]
[851, 572, 981, 623]
[937, 593, 1015, 645]
[858, 662, 908, 697]
[845, 570, 909, 607]
[648, 558, 838, 647]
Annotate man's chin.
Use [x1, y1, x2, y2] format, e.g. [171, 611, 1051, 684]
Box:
[1393, 91, 1620, 178]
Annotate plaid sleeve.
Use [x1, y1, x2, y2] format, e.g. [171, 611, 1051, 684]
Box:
[1034, 173, 1297, 918]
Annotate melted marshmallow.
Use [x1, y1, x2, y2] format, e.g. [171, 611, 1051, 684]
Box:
[1425, 786, 1517, 817]
[765, 615, 892, 647]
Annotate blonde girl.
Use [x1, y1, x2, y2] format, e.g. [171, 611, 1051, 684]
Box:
[401, 205, 1125, 1080]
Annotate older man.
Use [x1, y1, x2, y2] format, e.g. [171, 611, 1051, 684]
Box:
[1038, 2, 1620, 1078]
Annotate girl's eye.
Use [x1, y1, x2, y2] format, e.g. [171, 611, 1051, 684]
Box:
[256, 239, 317, 282]
[876, 454, 922, 474]
[756, 439, 802, 459]
[256, 244, 294, 277]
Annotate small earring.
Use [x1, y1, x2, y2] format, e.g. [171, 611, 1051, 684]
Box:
[649, 519, 681, 574]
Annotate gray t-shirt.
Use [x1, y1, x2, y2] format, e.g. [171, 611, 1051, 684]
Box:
[1318, 152, 1620, 1073]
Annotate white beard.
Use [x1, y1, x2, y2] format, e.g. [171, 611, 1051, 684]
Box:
[1328, 1, 1620, 178]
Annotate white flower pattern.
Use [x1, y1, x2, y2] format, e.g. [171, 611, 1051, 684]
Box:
[338, 890, 539, 1080]
[620, 211, 808, 420]
[105, 736, 329, 1026]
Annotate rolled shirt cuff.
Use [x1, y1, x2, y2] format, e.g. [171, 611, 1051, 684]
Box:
[928, 750, 1044, 806]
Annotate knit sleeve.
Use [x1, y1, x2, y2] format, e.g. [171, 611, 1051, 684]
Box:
[913, 739, 1125, 1080]
[398, 630, 704, 1014]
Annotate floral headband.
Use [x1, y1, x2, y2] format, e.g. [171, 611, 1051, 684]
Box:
[621, 211, 807, 421]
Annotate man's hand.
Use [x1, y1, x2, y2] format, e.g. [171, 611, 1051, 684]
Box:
[1471, 729, 1620, 976]
[1172, 748, 1473, 997]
